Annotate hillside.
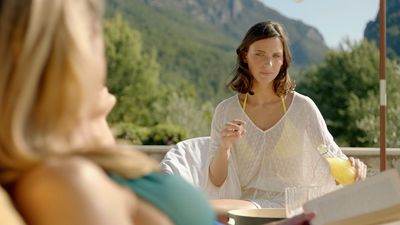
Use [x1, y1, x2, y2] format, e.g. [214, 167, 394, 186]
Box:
[364, 0, 400, 59]
[105, 0, 330, 101]
[165, 0, 329, 65]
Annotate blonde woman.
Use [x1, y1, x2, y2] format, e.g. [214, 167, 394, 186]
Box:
[0, 1, 342, 225]
[0, 0, 217, 225]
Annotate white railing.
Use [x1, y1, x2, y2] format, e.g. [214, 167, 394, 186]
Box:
[341, 147, 400, 156]
[122, 145, 400, 175]
[127, 145, 400, 156]
[123, 145, 400, 160]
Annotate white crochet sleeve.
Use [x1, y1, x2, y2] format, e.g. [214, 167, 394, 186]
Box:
[203, 100, 242, 199]
[304, 96, 346, 158]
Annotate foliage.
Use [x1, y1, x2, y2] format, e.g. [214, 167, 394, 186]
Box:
[298, 40, 400, 147]
[104, 14, 162, 126]
[105, 0, 329, 104]
[143, 123, 188, 145]
[104, 14, 214, 144]
[112, 123, 150, 145]
[154, 92, 214, 138]
[348, 64, 400, 147]
[103, 4, 400, 147]
[105, 0, 235, 103]
[112, 122, 188, 145]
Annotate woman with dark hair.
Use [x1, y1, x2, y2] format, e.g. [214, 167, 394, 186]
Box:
[206, 21, 367, 218]
[230, 21, 294, 97]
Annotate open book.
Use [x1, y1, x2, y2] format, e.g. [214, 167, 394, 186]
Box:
[303, 169, 400, 225]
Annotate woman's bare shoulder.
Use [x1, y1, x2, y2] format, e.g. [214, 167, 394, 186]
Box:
[14, 156, 113, 193]
[13, 156, 136, 225]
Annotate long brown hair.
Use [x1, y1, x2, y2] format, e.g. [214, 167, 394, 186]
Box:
[0, 0, 158, 184]
[227, 21, 295, 96]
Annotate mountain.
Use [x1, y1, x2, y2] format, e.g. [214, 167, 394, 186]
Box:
[105, 0, 329, 101]
[364, 0, 400, 59]
[161, 0, 329, 65]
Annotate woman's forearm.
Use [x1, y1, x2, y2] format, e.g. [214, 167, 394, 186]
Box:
[209, 147, 230, 187]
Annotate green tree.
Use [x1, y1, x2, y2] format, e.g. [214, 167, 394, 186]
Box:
[348, 65, 400, 147]
[103, 14, 215, 144]
[155, 92, 213, 138]
[104, 14, 161, 126]
[298, 40, 400, 147]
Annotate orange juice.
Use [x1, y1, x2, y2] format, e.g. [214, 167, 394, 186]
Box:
[326, 158, 356, 185]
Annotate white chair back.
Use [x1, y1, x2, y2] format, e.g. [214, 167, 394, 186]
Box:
[160, 136, 210, 187]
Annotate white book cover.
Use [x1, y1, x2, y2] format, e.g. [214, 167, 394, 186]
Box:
[303, 169, 400, 225]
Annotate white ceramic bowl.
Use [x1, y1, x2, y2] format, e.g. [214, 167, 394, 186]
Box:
[228, 208, 286, 225]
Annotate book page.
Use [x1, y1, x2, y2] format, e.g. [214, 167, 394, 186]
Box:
[303, 169, 400, 225]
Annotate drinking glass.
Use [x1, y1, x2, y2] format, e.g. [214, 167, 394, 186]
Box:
[285, 186, 323, 217]
[317, 145, 356, 185]
[326, 157, 356, 185]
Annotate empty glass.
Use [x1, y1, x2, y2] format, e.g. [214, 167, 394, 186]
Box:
[285, 186, 323, 217]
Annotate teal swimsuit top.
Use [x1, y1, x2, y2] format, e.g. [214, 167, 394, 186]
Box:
[111, 172, 217, 225]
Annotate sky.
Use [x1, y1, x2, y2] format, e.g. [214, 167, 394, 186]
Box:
[260, 0, 380, 48]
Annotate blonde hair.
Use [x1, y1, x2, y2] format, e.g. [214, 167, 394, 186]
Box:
[0, 0, 158, 184]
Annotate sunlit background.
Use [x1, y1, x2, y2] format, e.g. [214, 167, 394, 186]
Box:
[104, 0, 399, 149]
[260, 0, 379, 48]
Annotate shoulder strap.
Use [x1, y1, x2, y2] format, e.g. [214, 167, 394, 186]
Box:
[242, 93, 287, 113]
[281, 96, 287, 113]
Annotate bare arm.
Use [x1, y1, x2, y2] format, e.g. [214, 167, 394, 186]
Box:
[13, 157, 137, 225]
[209, 119, 246, 187]
[209, 145, 230, 187]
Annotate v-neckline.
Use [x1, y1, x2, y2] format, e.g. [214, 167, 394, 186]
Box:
[236, 92, 296, 133]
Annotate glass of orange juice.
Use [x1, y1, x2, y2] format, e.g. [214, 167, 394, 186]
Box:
[325, 157, 356, 185]
[317, 145, 356, 185]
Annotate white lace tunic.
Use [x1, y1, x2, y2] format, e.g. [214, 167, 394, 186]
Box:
[205, 92, 345, 207]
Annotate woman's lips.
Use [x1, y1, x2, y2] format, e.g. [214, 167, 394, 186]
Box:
[260, 72, 274, 76]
